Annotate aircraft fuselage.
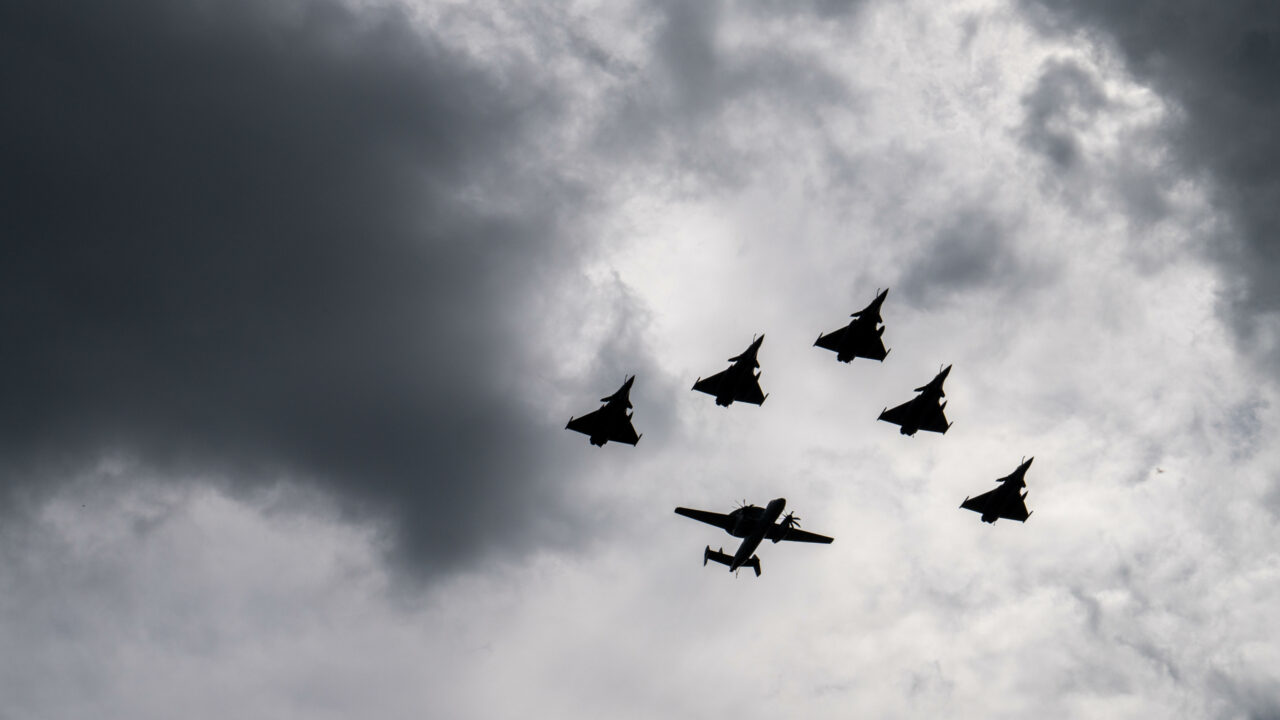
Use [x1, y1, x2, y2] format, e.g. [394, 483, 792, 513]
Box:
[727, 498, 785, 571]
[834, 315, 884, 363]
[899, 391, 945, 435]
[715, 362, 759, 406]
[979, 483, 1029, 523]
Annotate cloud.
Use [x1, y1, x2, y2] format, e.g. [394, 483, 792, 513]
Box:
[1019, 57, 1110, 171]
[0, 0, 864, 585]
[589, 0, 859, 186]
[0, 0, 661, 580]
[1018, 0, 1280, 356]
[6, 1, 1280, 717]
[895, 206, 1027, 306]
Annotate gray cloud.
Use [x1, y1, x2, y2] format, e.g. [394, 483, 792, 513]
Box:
[4, 1, 1280, 717]
[1018, 0, 1280, 353]
[1017, 55, 1185, 230]
[0, 0, 648, 580]
[1019, 57, 1109, 171]
[591, 0, 859, 185]
[895, 206, 1030, 306]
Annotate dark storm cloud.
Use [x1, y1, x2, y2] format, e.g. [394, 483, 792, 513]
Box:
[0, 0, 628, 579]
[1019, 0, 1280, 350]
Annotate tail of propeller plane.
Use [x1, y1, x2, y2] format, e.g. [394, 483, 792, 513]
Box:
[703, 546, 761, 577]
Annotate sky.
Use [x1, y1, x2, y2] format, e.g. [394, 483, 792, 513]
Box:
[2, 0, 1280, 717]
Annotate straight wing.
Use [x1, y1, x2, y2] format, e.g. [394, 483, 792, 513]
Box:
[674, 507, 734, 532]
[734, 375, 766, 405]
[878, 399, 915, 427]
[917, 403, 951, 434]
[813, 326, 847, 353]
[765, 525, 834, 544]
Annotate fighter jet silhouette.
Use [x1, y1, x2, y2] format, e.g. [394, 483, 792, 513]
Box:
[675, 498, 832, 576]
[565, 376, 641, 446]
[878, 365, 952, 436]
[814, 288, 890, 363]
[692, 335, 768, 407]
[961, 457, 1034, 523]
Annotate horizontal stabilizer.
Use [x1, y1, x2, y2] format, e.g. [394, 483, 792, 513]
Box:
[703, 546, 734, 568]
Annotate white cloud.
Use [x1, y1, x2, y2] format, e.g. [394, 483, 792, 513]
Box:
[3, 0, 1278, 717]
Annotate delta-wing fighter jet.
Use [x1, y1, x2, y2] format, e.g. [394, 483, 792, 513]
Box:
[692, 335, 768, 407]
[814, 288, 890, 363]
[566, 376, 641, 446]
[961, 457, 1034, 523]
[674, 498, 832, 576]
[878, 365, 953, 436]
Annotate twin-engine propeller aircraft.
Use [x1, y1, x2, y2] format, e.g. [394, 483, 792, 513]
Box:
[878, 364, 953, 436]
[674, 498, 833, 576]
[961, 457, 1034, 523]
[692, 334, 768, 407]
[565, 376, 641, 446]
[814, 288, 891, 363]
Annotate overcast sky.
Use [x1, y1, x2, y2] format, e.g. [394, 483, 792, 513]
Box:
[3, 0, 1280, 717]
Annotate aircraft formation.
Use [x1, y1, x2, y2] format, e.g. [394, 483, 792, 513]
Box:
[565, 288, 1034, 577]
